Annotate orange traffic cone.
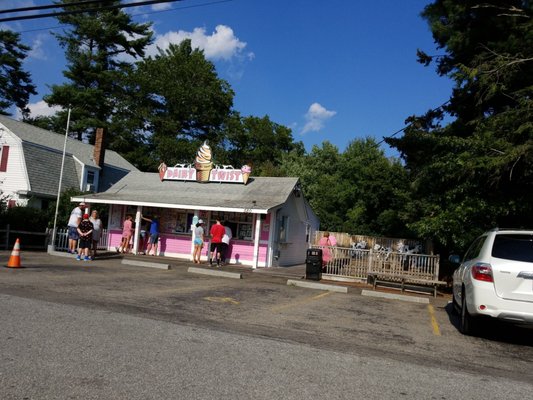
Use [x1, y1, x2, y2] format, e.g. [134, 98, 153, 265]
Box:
[6, 238, 22, 268]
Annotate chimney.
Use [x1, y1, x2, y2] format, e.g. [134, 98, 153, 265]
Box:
[94, 128, 106, 169]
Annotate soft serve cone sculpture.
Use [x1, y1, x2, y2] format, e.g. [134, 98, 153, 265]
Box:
[194, 141, 213, 182]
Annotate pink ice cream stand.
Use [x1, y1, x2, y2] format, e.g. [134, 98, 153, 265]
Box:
[73, 143, 319, 268]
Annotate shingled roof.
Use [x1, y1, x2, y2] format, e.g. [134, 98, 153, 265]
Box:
[73, 171, 301, 214]
[0, 115, 138, 197]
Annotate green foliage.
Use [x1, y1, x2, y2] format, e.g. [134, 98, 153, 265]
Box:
[280, 139, 410, 236]
[50, 187, 88, 229]
[44, 0, 153, 142]
[223, 113, 303, 175]
[0, 29, 36, 117]
[387, 0, 533, 253]
[0, 206, 50, 231]
[116, 40, 234, 169]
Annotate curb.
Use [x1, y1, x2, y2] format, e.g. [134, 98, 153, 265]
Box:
[286, 279, 348, 293]
[361, 289, 429, 304]
[47, 249, 75, 259]
[122, 259, 170, 270]
[188, 266, 243, 279]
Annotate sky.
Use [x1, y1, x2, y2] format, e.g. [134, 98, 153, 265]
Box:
[1, 0, 454, 156]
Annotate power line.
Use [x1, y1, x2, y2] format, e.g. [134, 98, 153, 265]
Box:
[0, 0, 110, 15]
[13, 0, 233, 34]
[0, 0, 181, 23]
[375, 99, 451, 147]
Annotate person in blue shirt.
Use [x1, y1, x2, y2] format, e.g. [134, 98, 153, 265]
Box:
[141, 214, 160, 256]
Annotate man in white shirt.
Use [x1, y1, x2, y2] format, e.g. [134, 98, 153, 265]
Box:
[220, 221, 232, 265]
[67, 202, 85, 253]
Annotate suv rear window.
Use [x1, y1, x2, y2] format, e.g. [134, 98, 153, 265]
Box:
[492, 234, 533, 262]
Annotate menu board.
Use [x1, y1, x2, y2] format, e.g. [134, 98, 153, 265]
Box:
[237, 223, 253, 240]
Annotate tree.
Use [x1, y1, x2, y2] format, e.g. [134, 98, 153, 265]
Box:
[387, 0, 533, 252]
[224, 113, 304, 175]
[281, 138, 410, 236]
[340, 139, 410, 237]
[44, 0, 152, 143]
[0, 30, 36, 117]
[123, 40, 234, 168]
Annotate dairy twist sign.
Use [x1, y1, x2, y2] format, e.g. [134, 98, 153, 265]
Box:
[158, 141, 252, 184]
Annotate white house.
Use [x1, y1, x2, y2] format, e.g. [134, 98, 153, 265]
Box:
[0, 115, 138, 209]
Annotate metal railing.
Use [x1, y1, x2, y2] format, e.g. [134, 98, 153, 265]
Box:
[312, 245, 440, 283]
[52, 228, 109, 251]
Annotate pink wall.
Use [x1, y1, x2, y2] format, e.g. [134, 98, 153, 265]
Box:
[108, 229, 268, 264]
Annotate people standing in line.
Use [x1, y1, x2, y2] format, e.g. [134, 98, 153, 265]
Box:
[141, 214, 160, 256]
[318, 231, 337, 271]
[192, 219, 205, 264]
[117, 215, 133, 253]
[76, 213, 94, 261]
[67, 202, 85, 254]
[209, 218, 225, 267]
[220, 221, 232, 265]
[89, 210, 103, 259]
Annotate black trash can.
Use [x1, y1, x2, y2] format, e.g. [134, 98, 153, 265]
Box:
[306, 248, 322, 281]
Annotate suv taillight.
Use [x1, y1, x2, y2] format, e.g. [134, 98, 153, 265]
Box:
[471, 263, 494, 282]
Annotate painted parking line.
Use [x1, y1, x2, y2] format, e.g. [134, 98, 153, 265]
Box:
[427, 304, 441, 336]
[271, 291, 333, 313]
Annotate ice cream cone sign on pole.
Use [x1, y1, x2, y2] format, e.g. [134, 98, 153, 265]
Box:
[6, 238, 22, 268]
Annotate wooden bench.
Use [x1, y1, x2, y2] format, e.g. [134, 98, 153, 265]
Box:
[368, 272, 446, 298]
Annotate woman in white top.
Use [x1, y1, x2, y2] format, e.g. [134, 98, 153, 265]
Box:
[89, 210, 103, 259]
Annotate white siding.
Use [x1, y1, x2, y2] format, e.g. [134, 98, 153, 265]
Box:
[276, 193, 319, 266]
[0, 128, 30, 205]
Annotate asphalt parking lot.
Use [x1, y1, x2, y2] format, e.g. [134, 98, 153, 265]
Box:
[2, 250, 533, 387]
[1, 250, 451, 349]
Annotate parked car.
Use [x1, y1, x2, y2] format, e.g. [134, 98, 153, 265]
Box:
[451, 228, 533, 335]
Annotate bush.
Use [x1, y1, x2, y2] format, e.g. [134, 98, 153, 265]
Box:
[0, 206, 50, 231]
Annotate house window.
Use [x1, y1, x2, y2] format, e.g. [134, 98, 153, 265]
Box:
[87, 170, 95, 184]
[279, 216, 289, 243]
[0, 145, 9, 172]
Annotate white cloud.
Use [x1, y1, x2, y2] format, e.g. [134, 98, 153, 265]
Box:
[27, 33, 48, 60]
[147, 25, 253, 61]
[151, 3, 173, 11]
[301, 103, 337, 134]
[16, 100, 61, 119]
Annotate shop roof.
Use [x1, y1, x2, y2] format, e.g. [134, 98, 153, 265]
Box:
[72, 171, 300, 214]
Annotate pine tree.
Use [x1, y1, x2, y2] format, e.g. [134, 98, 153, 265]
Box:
[44, 0, 152, 142]
[0, 30, 36, 117]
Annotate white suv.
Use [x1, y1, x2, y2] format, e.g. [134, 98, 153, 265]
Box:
[452, 229, 533, 335]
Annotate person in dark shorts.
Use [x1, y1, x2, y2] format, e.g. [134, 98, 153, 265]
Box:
[141, 214, 160, 256]
[209, 218, 225, 267]
[76, 213, 94, 261]
[67, 202, 85, 253]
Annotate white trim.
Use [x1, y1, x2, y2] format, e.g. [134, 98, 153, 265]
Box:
[133, 207, 142, 254]
[70, 196, 270, 214]
[252, 214, 261, 269]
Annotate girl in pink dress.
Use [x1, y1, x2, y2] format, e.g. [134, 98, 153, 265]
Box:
[318, 231, 337, 269]
[117, 215, 134, 253]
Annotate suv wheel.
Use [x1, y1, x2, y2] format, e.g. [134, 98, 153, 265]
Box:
[459, 288, 477, 335]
